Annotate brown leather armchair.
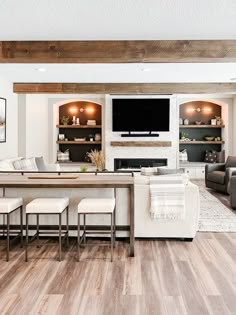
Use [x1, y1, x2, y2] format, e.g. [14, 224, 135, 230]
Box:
[205, 156, 236, 194]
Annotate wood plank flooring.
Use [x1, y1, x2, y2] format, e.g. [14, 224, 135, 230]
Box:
[0, 234, 236, 315]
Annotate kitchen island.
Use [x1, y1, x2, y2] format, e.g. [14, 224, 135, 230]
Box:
[0, 173, 135, 256]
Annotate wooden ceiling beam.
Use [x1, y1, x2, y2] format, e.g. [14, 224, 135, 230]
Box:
[13, 83, 236, 94]
[1, 40, 236, 63]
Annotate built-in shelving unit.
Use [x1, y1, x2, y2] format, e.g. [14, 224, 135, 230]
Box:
[179, 101, 225, 162]
[179, 141, 224, 144]
[180, 125, 225, 129]
[56, 125, 102, 129]
[57, 101, 102, 162]
[57, 140, 101, 145]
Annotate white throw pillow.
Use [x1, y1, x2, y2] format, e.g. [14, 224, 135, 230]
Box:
[13, 157, 38, 171]
[0, 157, 23, 171]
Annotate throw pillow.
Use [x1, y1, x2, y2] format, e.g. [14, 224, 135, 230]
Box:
[35, 156, 47, 171]
[204, 151, 217, 163]
[13, 157, 38, 171]
[0, 157, 23, 171]
[179, 149, 188, 162]
[57, 149, 70, 162]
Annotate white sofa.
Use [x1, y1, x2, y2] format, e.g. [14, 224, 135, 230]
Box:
[134, 175, 200, 239]
[0, 156, 59, 172]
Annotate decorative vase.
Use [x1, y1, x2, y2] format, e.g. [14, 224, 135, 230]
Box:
[184, 119, 189, 125]
[179, 118, 183, 125]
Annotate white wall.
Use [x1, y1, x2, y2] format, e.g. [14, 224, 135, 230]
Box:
[25, 94, 49, 160]
[0, 77, 18, 159]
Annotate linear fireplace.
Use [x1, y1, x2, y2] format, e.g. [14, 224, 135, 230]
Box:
[114, 158, 167, 171]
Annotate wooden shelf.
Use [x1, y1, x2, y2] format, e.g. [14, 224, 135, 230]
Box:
[57, 125, 102, 128]
[57, 141, 101, 144]
[179, 141, 225, 144]
[110, 141, 172, 147]
[179, 125, 225, 128]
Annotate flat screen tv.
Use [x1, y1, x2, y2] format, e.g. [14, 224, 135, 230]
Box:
[112, 98, 170, 132]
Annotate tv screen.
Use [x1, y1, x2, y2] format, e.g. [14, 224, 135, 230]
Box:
[112, 98, 170, 132]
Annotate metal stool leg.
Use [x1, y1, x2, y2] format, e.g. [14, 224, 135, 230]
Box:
[111, 213, 113, 262]
[6, 213, 10, 261]
[59, 213, 62, 261]
[3, 214, 5, 237]
[36, 214, 39, 248]
[20, 206, 23, 247]
[66, 206, 69, 248]
[113, 207, 116, 248]
[25, 214, 29, 262]
[77, 213, 80, 261]
[84, 214, 86, 244]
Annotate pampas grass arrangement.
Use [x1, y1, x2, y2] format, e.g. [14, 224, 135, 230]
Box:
[87, 149, 105, 171]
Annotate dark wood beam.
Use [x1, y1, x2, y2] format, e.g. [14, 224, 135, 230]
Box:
[13, 83, 236, 94]
[2, 40, 236, 63]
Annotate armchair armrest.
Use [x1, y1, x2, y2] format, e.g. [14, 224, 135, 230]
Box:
[205, 163, 225, 174]
[225, 167, 236, 186]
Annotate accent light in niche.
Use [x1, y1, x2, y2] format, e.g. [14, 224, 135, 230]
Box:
[69, 107, 78, 114]
[186, 107, 201, 113]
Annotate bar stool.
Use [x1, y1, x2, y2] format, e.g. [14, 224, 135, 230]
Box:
[25, 198, 69, 262]
[77, 198, 116, 262]
[0, 198, 23, 261]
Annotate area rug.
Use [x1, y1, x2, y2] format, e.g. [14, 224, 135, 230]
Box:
[195, 182, 236, 232]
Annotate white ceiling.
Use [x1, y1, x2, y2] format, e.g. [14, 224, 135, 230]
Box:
[0, 63, 236, 83]
[0, 0, 236, 40]
[1, 1, 236, 85]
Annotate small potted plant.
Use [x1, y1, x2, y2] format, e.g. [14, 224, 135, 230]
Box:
[61, 115, 70, 125]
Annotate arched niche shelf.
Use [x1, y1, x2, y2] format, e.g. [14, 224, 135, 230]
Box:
[55, 99, 102, 162]
[179, 100, 227, 162]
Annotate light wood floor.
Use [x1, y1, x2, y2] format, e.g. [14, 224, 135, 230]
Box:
[0, 233, 236, 315]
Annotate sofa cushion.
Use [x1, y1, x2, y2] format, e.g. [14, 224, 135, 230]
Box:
[207, 171, 225, 185]
[0, 157, 23, 171]
[35, 156, 47, 171]
[13, 157, 38, 171]
[157, 168, 184, 175]
[225, 156, 236, 168]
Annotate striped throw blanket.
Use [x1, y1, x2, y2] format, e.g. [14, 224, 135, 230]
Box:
[150, 174, 186, 221]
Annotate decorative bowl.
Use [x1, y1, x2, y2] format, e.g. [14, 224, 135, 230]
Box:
[195, 121, 202, 125]
[204, 137, 215, 141]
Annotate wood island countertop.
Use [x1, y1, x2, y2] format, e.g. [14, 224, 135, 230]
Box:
[0, 174, 134, 188]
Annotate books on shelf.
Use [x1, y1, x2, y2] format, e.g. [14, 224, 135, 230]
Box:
[87, 120, 96, 126]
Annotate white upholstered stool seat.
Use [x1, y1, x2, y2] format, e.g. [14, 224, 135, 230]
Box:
[0, 198, 23, 261]
[25, 197, 69, 262]
[26, 198, 69, 214]
[0, 198, 23, 213]
[77, 198, 115, 214]
[77, 198, 116, 262]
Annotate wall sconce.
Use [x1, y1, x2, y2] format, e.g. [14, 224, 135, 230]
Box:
[79, 107, 95, 114]
[186, 107, 212, 113]
[186, 107, 201, 113]
[69, 107, 78, 114]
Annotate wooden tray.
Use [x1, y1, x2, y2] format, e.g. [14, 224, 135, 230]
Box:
[28, 175, 79, 179]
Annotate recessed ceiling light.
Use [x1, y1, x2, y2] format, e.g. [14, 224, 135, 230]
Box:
[230, 77, 236, 81]
[141, 68, 150, 72]
[35, 68, 46, 72]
